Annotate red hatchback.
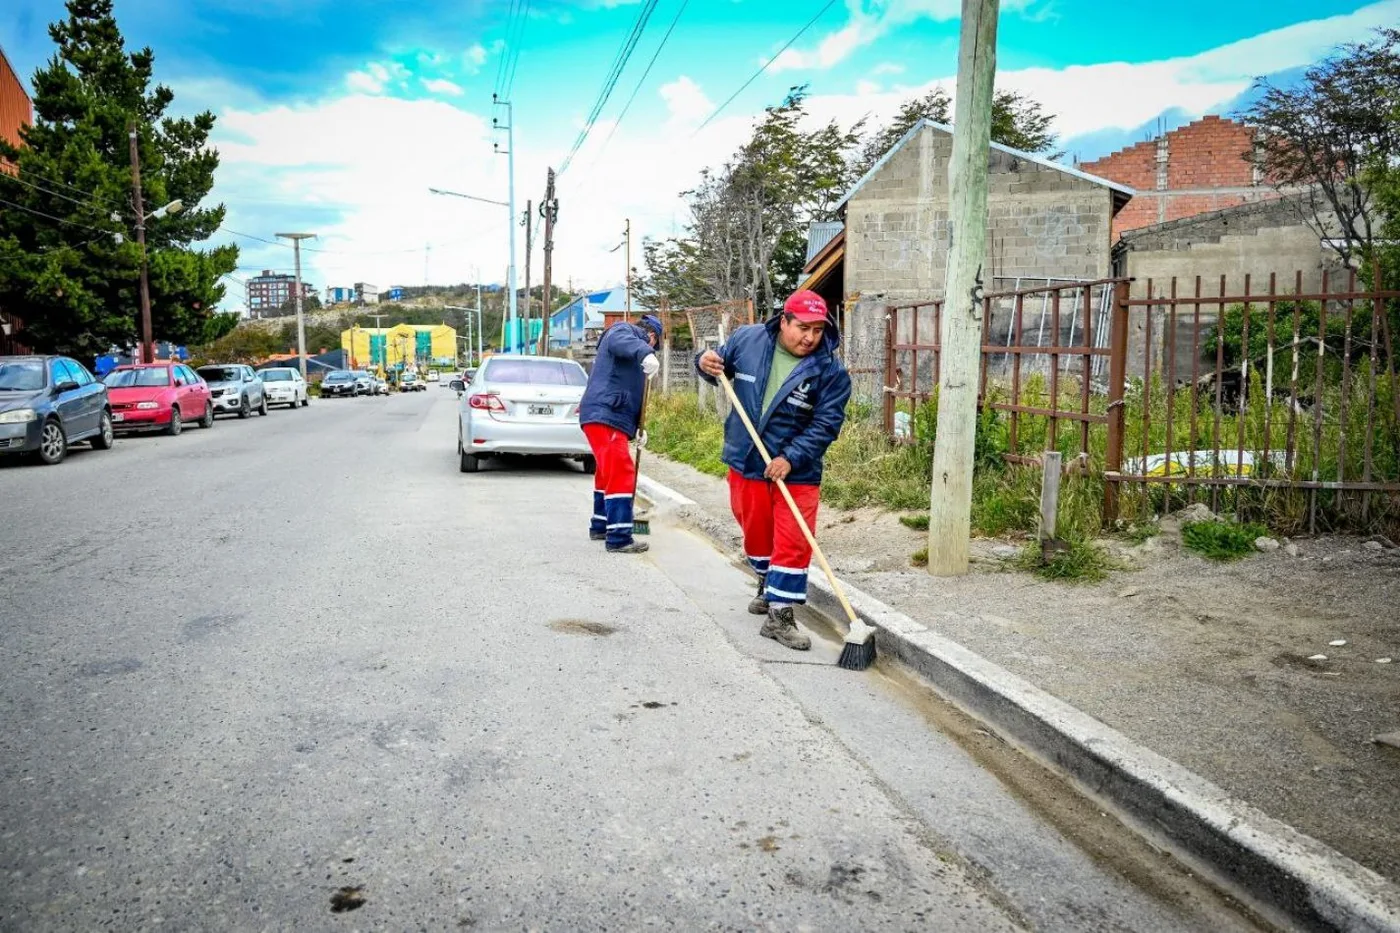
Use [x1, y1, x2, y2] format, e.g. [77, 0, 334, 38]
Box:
[102, 362, 213, 435]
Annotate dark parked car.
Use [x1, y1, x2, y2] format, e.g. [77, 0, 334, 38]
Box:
[0, 355, 114, 464]
[321, 370, 359, 397]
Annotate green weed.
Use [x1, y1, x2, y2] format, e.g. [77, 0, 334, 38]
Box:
[911, 548, 929, 567]
[899, 513, 930, 530]
[1181, 520, 1268, 561]
[1017, 538, 1112, 583]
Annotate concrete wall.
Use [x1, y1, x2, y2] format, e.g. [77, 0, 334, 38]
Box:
[841, 124, 1118, 401]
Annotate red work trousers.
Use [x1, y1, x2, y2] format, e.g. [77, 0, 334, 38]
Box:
[727, 469, 820, 605]
[583, 423, 638, 547]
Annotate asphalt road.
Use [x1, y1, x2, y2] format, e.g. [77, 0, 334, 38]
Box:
[0, 388, 1266, 931]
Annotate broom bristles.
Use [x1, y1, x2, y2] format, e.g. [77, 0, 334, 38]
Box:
[837, 629, 876, 671]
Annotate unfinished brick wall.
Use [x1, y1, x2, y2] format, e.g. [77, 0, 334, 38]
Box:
[1081, 115, 1279, 240]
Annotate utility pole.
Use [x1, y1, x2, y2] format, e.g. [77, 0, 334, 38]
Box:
[624, 217, 632, 321]
[276, 232, 317, 380]
[538, 168, 557, 355]
[522, 198, 533, 355]
[492, 95, 518, 353]
[127, 123, 154, 364]
[926, 0, 1000, 576]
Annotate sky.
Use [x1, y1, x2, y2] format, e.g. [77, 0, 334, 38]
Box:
[2, 0, 1397, 312]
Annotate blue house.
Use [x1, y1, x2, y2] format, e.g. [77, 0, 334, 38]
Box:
[548, 287, 628, 349]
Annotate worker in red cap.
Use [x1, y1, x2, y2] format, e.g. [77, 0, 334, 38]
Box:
[695, 290, 851, 650]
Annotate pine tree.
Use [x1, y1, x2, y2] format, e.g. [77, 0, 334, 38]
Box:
[0, 0, 238, 358]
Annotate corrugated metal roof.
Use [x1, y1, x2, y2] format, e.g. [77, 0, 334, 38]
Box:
[833, 118, 1136, 213]
[805, 221, 844, 265]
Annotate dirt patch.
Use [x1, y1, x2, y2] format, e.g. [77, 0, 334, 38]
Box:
[548, 619, 618, 637]
[641, 453, 1400, 882]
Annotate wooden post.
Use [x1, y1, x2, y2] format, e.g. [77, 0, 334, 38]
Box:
[662, 335, 672, 394]
[537, 168, 556, 355]
[1102, 278, 1130, 522]
[926, 0, 1000, 576]
[1039, 451, 1062, 542]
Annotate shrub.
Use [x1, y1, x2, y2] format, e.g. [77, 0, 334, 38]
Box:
[1181, 520, 1268, 561]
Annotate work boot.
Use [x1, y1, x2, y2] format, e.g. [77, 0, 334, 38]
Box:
[759, 606, 811, 651]
[747, 576, 769, 615]
[607, 540, 650, 554]
[590, 530, 607, 541]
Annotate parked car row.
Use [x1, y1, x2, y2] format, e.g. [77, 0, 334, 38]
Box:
[0, 354, 310, 465]
[320, 370, 394, 397]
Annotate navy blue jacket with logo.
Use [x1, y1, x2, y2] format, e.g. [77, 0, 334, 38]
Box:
[579, 321, 655, 438]
[694, 315, 852, 485]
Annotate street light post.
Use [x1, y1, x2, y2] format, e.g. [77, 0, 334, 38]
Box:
[492, 95, 518, 353]
[275, 232, 317, 379]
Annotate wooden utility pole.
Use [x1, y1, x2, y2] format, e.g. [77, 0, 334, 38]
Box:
[538, 168, 557, 354]
[926, 0, 1000, 576]
[127, 123, 154, 364]
[521, 199, 533, 354]
[624, 217, 632, 321]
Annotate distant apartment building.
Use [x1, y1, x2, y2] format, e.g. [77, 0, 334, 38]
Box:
[248, 270, 314, 316]
[325, 286, 355, 305]
[1080, 116, 1278, 241]
[354, 282, 380, 305]
[0, 45, 32, 353]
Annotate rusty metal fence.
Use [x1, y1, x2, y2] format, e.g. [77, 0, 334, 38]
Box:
[882, 270, 1400, 529]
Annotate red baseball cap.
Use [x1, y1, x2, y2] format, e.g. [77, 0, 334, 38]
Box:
[783, 290, 829, 323]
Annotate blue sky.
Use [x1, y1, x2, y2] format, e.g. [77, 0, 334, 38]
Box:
[2, 0, 1397, 307]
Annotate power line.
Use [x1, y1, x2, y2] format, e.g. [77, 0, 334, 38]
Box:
[494, 0, 525, 98]
[694, 0, 840, 133]
[0, 170, 121, 214]
[592, 0, 691, 163]
[502, 0, 532, 99]
[558, 0, 662, 174]
[0, 195, 112, 234]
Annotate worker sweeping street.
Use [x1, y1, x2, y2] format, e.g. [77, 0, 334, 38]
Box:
[580, 314, 663, 554]
[696, 291, 852, 651]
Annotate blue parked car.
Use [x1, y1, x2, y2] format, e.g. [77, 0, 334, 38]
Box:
[0, 355, 114, 464]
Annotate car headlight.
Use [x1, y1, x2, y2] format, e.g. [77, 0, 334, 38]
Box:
[0, 408, 36, 424]
[136, 401, 159, 410]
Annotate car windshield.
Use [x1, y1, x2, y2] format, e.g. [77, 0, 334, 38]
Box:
[402, 373, 417, 381]
[103, 368, 170, 388]
[0, 360, 45, 391]
[260, 370, 293, 382]
[198, 367, 240, 382]
[325, 372, 353, 382]
[483, 359, 587, 387]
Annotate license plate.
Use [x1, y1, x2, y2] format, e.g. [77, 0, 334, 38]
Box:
[528, 404, 554, 416]
[111, 413, 124, 422]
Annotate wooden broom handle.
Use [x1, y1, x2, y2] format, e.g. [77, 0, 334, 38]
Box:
[717, 373, 861, 628]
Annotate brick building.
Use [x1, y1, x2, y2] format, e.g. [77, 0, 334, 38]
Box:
[1, 44, 33, 353]
[1080, 116, 1278, 240]
[247, 271, 315, 316]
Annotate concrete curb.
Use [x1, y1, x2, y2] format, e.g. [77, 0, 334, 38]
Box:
[638, 471, 1400, 933]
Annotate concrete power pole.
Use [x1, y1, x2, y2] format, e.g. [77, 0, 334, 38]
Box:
[492, 95, 518, 354]
[522, 199, 533, 355]
[276, 232, 317, 379]
[127, 124, 154, 364]
[926, 0, 1000, 576]
[624, 217, 632, 321]
[538, 168, 557, 355]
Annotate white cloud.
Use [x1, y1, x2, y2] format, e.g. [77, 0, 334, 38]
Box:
[345, 70, 385, 94]
[344, 60, 411, 96]
[658, 76, 713, 128]
[423, 77, 465, 96]
[871, 62, 905, 76]
[465, 43, 488, 71]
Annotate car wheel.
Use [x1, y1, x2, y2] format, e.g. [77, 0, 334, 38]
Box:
[581, 454, 597, 475]
[302, 395, 310, 407]
[238, 396, 250, 419]
[460, 448, 480, 473]
[91, 410, 115, 450]
[37, 418, 67, 464]
[258, 395, 268, 416]
[167, 407, 183, 436]
[200, 402, 214, 428]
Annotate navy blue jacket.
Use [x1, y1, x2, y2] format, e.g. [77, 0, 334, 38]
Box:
[579, 321, 656, 438]
[695, 315, 852, 485]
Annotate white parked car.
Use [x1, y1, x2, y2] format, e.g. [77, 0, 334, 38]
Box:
[426, 370, 441, 383]
[257, 367, 309, 408]
[454, 355, 593, 474]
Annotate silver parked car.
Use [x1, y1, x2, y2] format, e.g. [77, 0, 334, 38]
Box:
[197, 364, 267, 418]
[453, 355, 592, 474]
[256, 367, 309, 408]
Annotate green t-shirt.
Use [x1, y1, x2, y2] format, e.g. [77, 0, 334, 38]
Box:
[760, 345, 803, 417]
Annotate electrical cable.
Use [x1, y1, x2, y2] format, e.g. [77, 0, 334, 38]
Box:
[493, 0, 521, 96]
[501, 0, 532, 99]
[591, 0, 691, 163]
[0, 194, 112, 234]
[693, 0, 840, 133]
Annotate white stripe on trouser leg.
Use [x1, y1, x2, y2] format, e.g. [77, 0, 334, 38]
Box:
[767, 564, 809, 576]
[593, 514, 607, 521]
[765, 566, 808, 603]
[607, 523, 633, 530]
[604, 493, 633, 500]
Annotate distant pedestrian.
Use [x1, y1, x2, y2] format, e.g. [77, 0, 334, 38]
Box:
[696, 291, 851, 650]
[579, 315, 663, 554]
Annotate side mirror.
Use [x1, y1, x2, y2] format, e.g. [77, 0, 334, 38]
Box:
[449, 380, 465, 392]
[174, 378, 186, 387]
[54, 381, 80, 394]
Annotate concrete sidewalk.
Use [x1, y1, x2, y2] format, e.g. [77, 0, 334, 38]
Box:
[638, 454, 1400, 933]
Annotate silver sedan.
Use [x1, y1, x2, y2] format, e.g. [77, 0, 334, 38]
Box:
[453, 355, 593, 474]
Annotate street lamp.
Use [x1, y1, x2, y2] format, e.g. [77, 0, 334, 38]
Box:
[125, 197, 184, 364]
[430, 185, 515, 353]
[275, 232, 317, 379]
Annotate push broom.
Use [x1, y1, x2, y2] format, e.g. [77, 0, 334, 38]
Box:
[630, 378, 652, 536]
[718, 373, 876, 671]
